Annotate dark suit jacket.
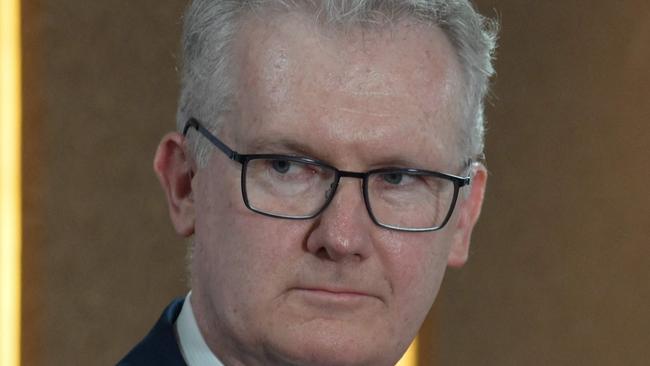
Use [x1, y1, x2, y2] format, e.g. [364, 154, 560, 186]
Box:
[117, 298, 187, 366]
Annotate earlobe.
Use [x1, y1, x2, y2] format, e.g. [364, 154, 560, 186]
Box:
[153, 132, 196, 237]
[447, 163, 487, 268]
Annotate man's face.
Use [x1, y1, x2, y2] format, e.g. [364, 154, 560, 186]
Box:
[186, 13, 478, 366]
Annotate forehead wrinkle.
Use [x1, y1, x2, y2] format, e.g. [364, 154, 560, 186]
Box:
[333, 106, 397, 119]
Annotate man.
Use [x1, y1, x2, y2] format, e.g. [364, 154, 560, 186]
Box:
[119, 0, 497, 365]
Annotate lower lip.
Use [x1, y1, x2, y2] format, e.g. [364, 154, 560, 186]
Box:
[292, 288, 374, 305]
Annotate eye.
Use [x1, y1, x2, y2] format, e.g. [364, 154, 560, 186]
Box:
[382, 172, 403, 185]
[271, 160, 291, 174]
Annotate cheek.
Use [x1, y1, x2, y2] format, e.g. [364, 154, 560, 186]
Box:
[192, 173, 314, 341]
[194, 168, 310, 301]
[381, 231, 453, 315]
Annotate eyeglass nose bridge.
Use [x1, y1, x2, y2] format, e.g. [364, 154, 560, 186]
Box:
[319, 169, 371, 217]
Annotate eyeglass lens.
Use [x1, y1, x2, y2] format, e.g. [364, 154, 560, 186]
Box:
[244, 157, 335, 218]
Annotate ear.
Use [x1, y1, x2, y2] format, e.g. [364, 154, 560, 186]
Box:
[153, 132, 195, 237]
[447, 163, 487, 268]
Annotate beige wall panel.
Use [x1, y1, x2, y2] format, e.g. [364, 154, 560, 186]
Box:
[22, 1, 44, 365]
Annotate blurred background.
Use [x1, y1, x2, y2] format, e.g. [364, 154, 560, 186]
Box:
[5, 0, 649, 365]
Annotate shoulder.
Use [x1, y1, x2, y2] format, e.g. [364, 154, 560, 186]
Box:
[116, 298, 187, 366]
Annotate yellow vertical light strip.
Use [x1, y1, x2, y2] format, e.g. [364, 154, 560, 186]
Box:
[0, 0, 22, 365]
[396, 338, 418, 366]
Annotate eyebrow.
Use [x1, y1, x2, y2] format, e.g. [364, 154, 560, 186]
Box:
[244, 135, 449, 172]
[244, 136, 321, 158]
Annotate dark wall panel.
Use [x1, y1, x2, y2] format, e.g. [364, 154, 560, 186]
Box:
[435, 1, 650, 365]
[42, 1, 188, 364]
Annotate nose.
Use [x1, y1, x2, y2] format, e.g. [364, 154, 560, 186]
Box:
[305, 179, 374, 262]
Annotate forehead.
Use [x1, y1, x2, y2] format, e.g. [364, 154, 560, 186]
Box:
[229, 12, 464, 169]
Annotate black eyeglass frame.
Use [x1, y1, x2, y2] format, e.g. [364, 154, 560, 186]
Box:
[183, 117, 471, 232]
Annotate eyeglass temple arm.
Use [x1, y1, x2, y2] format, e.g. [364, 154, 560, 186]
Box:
[456, 159, 474, 187]
[183, 118, 241, 162]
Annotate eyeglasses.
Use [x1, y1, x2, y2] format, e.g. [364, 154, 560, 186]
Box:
[183, 118, 471, 232]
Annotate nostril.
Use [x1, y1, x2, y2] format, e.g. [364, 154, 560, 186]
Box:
[315, 247, 330, 260]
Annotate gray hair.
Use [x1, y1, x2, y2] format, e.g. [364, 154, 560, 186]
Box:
[177, 0, 498, 164]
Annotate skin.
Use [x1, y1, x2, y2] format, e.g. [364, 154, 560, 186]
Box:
[154, 12, 487, 366]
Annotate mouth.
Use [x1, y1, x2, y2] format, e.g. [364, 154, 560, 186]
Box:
[290, 286, 381, 307]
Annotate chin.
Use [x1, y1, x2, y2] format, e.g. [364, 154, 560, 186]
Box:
[266, 324, 403, 366]
[276, 345, 391, 366]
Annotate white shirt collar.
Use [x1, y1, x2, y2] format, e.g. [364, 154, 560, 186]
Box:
[175, 292, 225, 366]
